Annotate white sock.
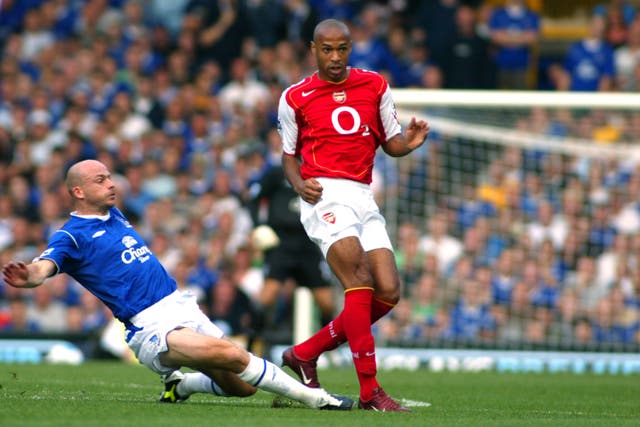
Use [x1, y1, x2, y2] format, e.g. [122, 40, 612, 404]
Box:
[236, 353, 325, 408]
[177, 372, 228, 397]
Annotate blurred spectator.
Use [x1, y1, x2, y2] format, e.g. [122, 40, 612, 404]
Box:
[348, 5, 402, 86]
[565, 255, 606, 314]
[561, 15, 616, 91]
[491, 248, 518, 306]
[218, 56, 272, 115]
[411, 274, 444, 332]
[496, 280, 534, 343]
[185, 0, 248, 75]
[395, 220, 424, 293]
[615, 19, 640, 91]
[548, 288, 582, 346]
[410, 0, 459, 67]
[1, 296, 39, 332]
[488, 0, 540, 90]
[26, 283, 68, 333]
[447, 277, 497, 341]
[441, 4, 495, 89]
[591, 290, 639, 345]
[525, 200, 568, 251]
[593, 0, 637, 26]
[146, 0, 190, 39]
[419, 212, 464, 276]
[596, 233, 631, 289]
[309, 0, 360, 23]
[209, 266, 258, 339]
[20, 6, 56, 62]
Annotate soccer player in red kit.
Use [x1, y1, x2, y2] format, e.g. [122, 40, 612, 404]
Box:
[277, 19, 429, 412]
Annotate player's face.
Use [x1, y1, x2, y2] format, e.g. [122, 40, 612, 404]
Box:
[312, 28, 351, 83]
[78, 164, 117, 213]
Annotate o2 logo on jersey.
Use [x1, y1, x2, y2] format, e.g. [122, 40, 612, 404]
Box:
[331, 106, 370, 136]
[120, 235, 152, 264]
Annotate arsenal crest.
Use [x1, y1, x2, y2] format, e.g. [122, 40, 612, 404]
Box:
[332, 91, 346, 103]
[322, 212, 336, 224]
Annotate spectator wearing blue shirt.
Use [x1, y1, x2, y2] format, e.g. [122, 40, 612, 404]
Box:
[347, 17, 402, 86]
[489, 0, 540, 89]
[563, 15, 616, 91]
[448, 278, 497, 341]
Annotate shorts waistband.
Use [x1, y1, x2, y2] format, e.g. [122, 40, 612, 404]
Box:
[315, 177, 370, 191]
[128, 290, 181, 325]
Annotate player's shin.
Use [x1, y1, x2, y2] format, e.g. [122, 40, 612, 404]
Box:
[179, 372, 229, 397]
[342, 287, 379, 401]
[237, 353, 324, 407]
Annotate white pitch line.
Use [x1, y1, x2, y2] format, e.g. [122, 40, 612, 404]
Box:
[402, 399, 432, 408]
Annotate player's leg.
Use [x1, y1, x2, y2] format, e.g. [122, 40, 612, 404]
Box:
[160, 327, 353, 409]
[366, 247, 402, 320]
[256, 247, 291, 332]
[324, 236, 379, 403]
[287, 220, 397, 365]
[357, 226, 411, 412]
[259, 277, 283, 308]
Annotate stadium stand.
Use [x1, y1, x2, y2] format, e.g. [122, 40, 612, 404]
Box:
[0, 0, 638, 360]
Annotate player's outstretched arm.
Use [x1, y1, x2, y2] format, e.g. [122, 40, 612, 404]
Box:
[2, 260, 56, 288]
[382, 117, 430, 157]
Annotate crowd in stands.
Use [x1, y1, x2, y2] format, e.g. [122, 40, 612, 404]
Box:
[1, 0, 640, 359]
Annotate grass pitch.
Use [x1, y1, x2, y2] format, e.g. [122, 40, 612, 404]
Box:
[0, 361, 638, 427]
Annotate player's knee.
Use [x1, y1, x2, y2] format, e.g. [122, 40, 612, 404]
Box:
[220, 345, 250, 370]
[353, 259, 374, 287]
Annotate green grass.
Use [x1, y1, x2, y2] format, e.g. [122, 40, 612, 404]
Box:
[0, 361, 638, 427]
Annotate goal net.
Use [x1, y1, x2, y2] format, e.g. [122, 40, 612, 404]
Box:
[373, 89, 640, 352]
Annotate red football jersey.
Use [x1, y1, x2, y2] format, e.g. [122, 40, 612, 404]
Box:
[278, 68, 401, 184]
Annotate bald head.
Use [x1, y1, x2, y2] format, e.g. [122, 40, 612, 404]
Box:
[313, 19, 350, 43]
[65, 159, 108, 193]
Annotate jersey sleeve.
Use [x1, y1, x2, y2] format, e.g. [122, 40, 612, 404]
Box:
[35, 229, 80, 275]
[277, 88, 299, 156]
[379, 85, 402, 142]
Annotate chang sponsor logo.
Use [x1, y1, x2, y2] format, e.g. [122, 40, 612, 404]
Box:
[120, 235, 152, 264]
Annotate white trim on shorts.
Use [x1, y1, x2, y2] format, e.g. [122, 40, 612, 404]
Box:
[125, 290, 224, 375]
[299, 178, 393, 257]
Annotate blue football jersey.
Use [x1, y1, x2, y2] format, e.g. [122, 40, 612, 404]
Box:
[36, 207, 177, 322]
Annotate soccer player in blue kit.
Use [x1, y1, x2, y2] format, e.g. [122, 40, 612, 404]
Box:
[1, 159, 353, 410]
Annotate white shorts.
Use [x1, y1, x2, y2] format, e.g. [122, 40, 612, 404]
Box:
[125, 290, 224, 375]
[300, 178, 393, 257]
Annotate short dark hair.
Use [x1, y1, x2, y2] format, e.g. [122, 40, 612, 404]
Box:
[313, 19, 350, 42]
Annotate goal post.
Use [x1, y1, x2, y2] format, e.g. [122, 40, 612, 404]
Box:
[372, 88, 640, 352]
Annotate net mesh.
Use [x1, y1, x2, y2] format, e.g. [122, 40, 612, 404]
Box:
[373, 91, 640, 351]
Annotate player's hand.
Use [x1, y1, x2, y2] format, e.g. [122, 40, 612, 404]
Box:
[405, 117, 429, 151]
[297, 178, 323, 205]
[2, 261, 30, 288]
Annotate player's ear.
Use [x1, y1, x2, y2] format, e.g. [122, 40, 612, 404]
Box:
[71, 186, 84, 199]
